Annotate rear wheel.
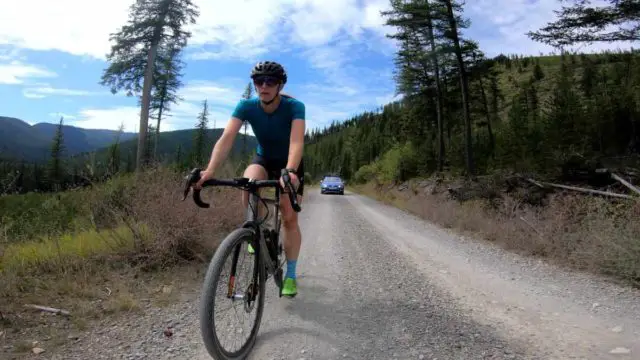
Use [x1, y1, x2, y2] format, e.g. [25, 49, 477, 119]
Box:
[199, 228, 266, 360]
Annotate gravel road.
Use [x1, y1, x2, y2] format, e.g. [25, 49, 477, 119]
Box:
[52, 189, 639, 360]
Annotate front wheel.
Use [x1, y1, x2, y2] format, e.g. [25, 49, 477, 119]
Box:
[199, 227, 266, 360]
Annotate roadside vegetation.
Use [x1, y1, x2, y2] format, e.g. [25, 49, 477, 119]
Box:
[0, 163, 245, 356]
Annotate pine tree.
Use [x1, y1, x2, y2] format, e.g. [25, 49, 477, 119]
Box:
[192, 100, 209, 166]
[527, 0, 640, 47]
[101, 0, 199, 172]
[544, 54, 585, 156]
[107, 122, 124, 175]
[47, 117, 66, 191]
[437, 0, 475, 176]
[150, 43, 184, 160]
[533, 62, 544, 80]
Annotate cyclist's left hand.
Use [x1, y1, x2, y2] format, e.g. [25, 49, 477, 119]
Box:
[280, 171, 299, 192]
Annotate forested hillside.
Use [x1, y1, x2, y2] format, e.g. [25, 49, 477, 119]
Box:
[0, 116, 136, 162]
[304, 0, 640, 184]
[0, 101, 257, 194]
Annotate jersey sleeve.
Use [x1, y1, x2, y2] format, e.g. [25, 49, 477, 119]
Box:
[231, 99, 248, 120]
[291, 99, 305, 121]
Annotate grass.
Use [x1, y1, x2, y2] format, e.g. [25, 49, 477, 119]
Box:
[1, 225, 150, 274]
[351, 178, 640, 288]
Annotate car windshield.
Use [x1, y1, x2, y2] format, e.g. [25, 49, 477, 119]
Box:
[324, 177, 342, 182]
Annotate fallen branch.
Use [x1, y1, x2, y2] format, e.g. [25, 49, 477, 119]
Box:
[25, 304, 71, 317]
[537, 180, 635, 200]
[611, 173, 640, 197]
[525, 178, 546, 188]
[519, 216, 544, 239]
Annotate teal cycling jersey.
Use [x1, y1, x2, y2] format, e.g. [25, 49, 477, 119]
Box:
[231, 95, 305, 162]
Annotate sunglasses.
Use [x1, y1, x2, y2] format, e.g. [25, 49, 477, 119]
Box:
[253, 76, 280, 87]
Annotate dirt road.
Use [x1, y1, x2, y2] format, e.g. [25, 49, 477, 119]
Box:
[54, 190, 640, 360]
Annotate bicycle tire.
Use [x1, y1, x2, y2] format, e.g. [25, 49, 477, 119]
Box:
[199, 227, 266, 360]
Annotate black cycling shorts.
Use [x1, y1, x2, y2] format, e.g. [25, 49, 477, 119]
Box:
[251, 155, 305, 196]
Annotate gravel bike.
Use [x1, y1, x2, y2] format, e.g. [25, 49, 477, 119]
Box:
[181, 167, 301, 360]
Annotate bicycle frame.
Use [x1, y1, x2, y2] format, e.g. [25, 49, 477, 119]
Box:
[182, 167, 301, 295]
[245, 187, 282, 280]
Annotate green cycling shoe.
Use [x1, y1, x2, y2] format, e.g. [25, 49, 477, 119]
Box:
[281, 277, 297, 297]
[246, 242, 297, 297]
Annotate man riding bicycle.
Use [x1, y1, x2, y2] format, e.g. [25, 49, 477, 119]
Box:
[195, 60, 305, 297]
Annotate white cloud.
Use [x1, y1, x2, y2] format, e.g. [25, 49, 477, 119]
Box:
[466, 0, 638, 56]
[68, 78, 245, 132]
[0, 0, 131, 59]
[0, 61, 56, 84]
[49, 112, 77, 120]
[179, 80, 242, 106]
[0, 47, 22, 61]
[72, 106, 142, 133]
[23, 86, 103, 98]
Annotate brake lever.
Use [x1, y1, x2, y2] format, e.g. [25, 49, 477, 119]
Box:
[181, 168, 210, 208]
[281, 170, 301, 213]
[182, 168, 200, 201]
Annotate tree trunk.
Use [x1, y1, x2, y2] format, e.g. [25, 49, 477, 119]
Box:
[137, 40, 159, 172]
[136, 0, 170, 172]
[477, 72, 495, 159]
[444, 0, 474, 176]
[425, 0, 445, 172]
[154, 80, 167, 161]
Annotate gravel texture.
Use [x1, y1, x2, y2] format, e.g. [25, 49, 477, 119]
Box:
[36, 190, 639, 360]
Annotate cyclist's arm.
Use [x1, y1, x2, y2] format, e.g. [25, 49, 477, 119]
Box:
[204, 117, 243, 173]
[286, 101, 306, 172]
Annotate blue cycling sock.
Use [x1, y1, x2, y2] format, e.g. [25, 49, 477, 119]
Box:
[286, 259, 297, 280]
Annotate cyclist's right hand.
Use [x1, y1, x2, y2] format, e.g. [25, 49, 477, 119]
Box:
[194, 169, 214, 190]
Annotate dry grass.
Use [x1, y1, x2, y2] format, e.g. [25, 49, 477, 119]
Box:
[0, 163, 246, 355]
[353, 180, 640, 287]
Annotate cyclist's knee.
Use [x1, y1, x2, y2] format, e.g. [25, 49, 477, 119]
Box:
[241, 164, 267, 206]
[243, 164, 267, 179]
[282, 212, 298, 229]
[280, 196, 301, 229]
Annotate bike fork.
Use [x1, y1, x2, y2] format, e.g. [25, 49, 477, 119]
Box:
[226, 243, 242, 299]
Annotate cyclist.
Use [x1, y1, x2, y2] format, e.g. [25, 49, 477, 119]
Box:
[195, 60, 305, 298]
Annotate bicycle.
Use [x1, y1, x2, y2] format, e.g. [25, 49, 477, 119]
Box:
[181, 167, 302, 360]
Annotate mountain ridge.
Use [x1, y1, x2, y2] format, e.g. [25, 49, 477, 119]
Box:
[0, 116, 138, 162]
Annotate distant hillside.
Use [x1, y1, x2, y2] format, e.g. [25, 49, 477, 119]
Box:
[0, 116, 137, 162]
[71, 127, 258, 170]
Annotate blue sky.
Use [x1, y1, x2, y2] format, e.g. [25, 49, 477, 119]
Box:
[0, 0, 635, 135]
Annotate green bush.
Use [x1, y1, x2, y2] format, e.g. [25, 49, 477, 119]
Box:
[355, 142, 419, 184]
[0, 173, 136, 243]
[1, 190, 89, 243]
[354, 163, 380, 184]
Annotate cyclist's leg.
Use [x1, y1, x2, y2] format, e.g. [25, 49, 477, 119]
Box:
[242, 155, 268, 209]
[243, 156, 268, 254]
[279, 161, 304, 297]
